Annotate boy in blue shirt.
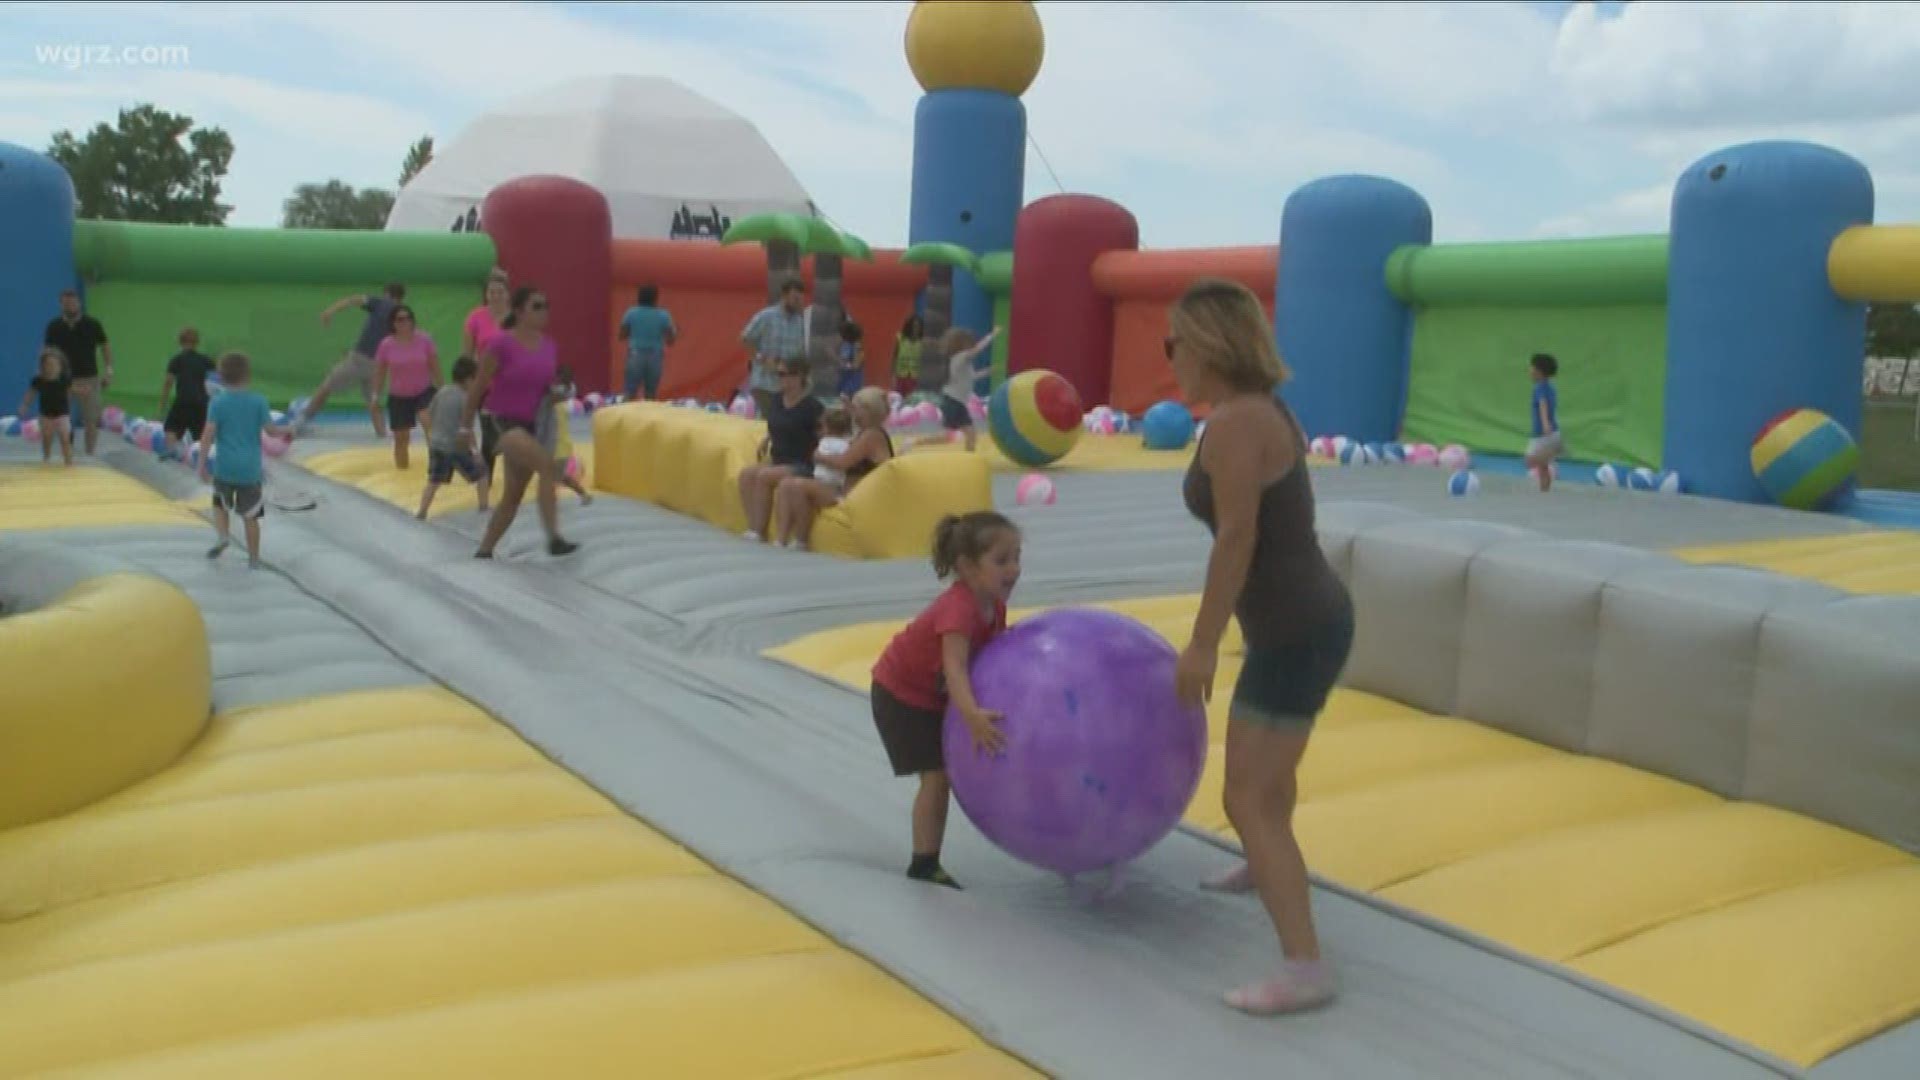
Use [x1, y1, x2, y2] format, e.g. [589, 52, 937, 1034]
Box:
[197, 352, 292, 568]
[1525, 352, 1562, 492]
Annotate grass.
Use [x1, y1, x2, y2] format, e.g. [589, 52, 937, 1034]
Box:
[1862, 399, 1920, 492]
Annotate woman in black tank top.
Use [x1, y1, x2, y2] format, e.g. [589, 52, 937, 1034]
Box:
[1166, 278, 1353, 1018]
[770, 386, 895, 550]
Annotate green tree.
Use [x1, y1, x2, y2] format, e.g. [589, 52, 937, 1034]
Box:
[1867, 302, 1920, 358]
[46, 104, 234, 225]
[281, 180, 395, 230]
[399, 135, 433, 187]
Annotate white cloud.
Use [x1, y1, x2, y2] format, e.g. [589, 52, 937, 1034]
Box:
[1554, 1, 1920, 129]
[1530, 182, 1671, 239]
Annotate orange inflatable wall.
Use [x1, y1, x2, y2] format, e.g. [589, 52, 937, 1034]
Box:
[1092, 245, 1278, 414]
[605, 240, 928, 402]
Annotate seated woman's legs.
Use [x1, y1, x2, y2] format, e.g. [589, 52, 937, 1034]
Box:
[737, 465, 789, 540]
[776, 477, 838, 548]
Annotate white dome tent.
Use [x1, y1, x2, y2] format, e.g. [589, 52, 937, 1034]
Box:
[385, 74, 817, 240]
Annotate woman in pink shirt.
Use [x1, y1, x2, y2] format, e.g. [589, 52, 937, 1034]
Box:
[466, 285, 579, 560]
[464, 269, 512, 479]
[373, 304, 443, 470]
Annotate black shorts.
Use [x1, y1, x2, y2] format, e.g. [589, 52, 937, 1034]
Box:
[480, 414, 501, 468]
[938, 393, 973, 431]
[871, 680, 946, 777]
[164, 399, 207, 439]
[387, 388, 436, 431]
[212, 480, 264, 520]
[1233, 611, 1356, 725]
[428, 448, 484, 484]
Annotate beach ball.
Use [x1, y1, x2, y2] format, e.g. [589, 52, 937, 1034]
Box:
[703, 401, 725, 414]
[1751, 408, 1859, 511]
[102, 406, 125, 432]
[945, 608, 1206, 877]
[21, 419, 40, 441]
[1379, 444, 1407, 464]
[1083, 410, 1116, 436]
[1439, 444, 1472, 471]
[1140, 400, 1195, 452]
[1, 416, 17, 437]
[1447, 470, 1480, 497]
[1308, 436, 1333, 458]
[262, 434, 289, 458]
[729, 396, 755, 419]
[1015, 472, 1057, 506]
[1627, 467, 1660, 492]
[916, 400, 942, 425]
[1338, 442, 1372, 466]
[1406, 444, 1439, 467]
[585, 392, 604, 410]
[989, 369, 1084, 468]
[1595, 463, 1623, 488]
[969, 395, 989, 423]
[1656, 470, 1684, 495]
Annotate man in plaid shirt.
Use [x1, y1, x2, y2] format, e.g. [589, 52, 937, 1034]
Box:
[739, 278, 812, 417]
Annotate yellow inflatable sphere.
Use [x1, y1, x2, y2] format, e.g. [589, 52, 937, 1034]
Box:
[905, 0, 1045, 97]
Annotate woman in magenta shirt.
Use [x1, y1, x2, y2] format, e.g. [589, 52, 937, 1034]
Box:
[373, 304, 443, 470]
[465, 286, 579, 560]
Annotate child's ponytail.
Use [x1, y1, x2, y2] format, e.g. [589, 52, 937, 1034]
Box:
[931, 510, 1018, 579]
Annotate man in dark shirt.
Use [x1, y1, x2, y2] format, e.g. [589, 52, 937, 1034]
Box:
[43, 289, 113, 455]
[294, 281, 405, 438]
[159, 327, 217, 455]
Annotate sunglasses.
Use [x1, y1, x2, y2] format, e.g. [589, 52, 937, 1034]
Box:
[1163, 336, 1178, 361]
[529, 300, 548, 311]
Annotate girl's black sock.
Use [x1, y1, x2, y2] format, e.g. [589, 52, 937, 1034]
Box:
[907, 852, 961, 890]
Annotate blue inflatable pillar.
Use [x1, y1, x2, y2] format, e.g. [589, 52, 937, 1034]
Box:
[0, 142, 76, 413]
[1665, 142, 1873, 504]
[909, 89, 1026, 336]
[1274, 176, 1432, 442]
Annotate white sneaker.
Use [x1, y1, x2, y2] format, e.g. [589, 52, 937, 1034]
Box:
[742, 530, 762, 543]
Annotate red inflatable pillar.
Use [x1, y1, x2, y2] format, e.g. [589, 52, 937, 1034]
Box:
[1008, 194, 1138, 407]
[481, 176, 613, 396]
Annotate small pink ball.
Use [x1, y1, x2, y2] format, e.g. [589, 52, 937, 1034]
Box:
[262, 434, 289, 458]
[1015, 472, 1057, 506]
[1439, 444, 1471, 471]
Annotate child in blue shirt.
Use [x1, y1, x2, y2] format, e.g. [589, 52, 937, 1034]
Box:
[837, 320, 866, 399]
[1525, 352, 1562, 492]
[197, 352, 292, 568]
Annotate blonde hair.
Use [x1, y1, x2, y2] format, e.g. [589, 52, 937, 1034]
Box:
[1169, 278, 1288, 394]
[822, 404, 853, 438]
[849, 386, 889, 429]
[938, 327, 978, 356]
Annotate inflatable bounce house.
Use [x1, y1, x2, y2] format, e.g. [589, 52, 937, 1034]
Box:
[2, 3, 1917, 1077]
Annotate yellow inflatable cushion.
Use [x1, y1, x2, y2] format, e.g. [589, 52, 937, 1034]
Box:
[0, 684, 1035, 1077]
[768, 593, 1920, 1067]
[301, 445, 596, 519]
[593, 402, 993, 559]
[0, 462, 204, 532]
[1673, 530, 1920, 595]
[0, 571, 210, 830]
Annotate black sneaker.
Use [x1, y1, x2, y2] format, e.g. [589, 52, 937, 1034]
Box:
[548, 537, 579, 558]
[206, 540, 229, 560]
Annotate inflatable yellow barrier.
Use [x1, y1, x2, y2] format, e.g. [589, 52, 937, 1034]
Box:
[594, 402, 993, 559]
[0, 681, 1039, 1076]
[301, 445, 597, 519]
[0, 462, 204, 532]
[0, 569, 210, 830]
[767, 595, 1920, 1068]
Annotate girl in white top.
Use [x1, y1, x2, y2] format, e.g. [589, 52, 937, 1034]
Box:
[811, 405, 855, 491]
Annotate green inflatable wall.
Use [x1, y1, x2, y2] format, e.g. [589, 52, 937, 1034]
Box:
[1391, 235, 1670, 468]
[72, 221, 495, 420]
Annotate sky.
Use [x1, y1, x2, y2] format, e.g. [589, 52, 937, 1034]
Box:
[5, 1, 1920, 248]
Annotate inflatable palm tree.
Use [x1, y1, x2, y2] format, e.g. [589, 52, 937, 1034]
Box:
[723, 213, 872, 399]
[900, 241, 979, 396]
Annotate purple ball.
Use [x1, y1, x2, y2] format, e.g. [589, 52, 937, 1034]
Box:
[944, 608, 1208, 876]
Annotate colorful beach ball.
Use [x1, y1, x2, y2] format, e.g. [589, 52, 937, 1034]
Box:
[989, 369, 1083, 468]
[1751, 407, 1858, 511]
[1447, 470, 1480, 497]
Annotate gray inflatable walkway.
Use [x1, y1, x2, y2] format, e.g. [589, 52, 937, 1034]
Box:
[10, 431, 1911, 1078]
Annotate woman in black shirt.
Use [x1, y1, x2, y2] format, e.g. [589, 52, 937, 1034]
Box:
[737, 357, 823, 543]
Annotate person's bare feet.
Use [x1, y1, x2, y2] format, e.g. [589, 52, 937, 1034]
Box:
[1225, 959, 1336, 1016]
[1201, 860, 1255, 894]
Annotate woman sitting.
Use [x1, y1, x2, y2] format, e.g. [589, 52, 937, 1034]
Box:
[736, 357, 825, 543]
[771, 386, 894, 551]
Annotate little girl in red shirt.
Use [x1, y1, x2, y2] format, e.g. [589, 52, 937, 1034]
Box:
[869, 510, 1023, 889]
